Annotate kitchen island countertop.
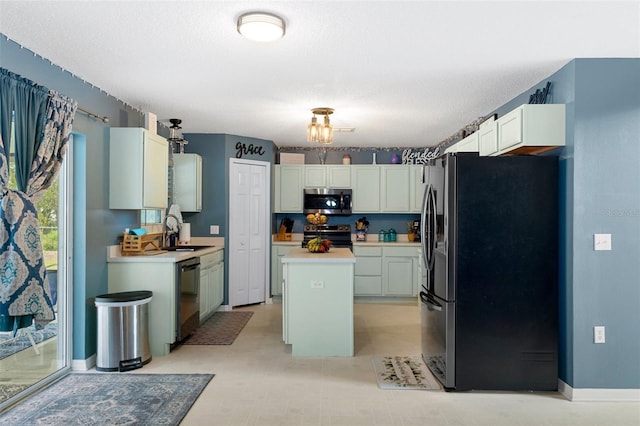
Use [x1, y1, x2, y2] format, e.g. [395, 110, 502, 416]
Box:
[282, 247, 355, 263]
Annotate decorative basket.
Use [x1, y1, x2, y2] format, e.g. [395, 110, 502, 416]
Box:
[121, 233, 163, 255]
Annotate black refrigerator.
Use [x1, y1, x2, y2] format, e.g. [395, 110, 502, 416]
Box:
[420, 153, 558, 391]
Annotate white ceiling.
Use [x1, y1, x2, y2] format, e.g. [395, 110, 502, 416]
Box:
[1, 1, 639, 148]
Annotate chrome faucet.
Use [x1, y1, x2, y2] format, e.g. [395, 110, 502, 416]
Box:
[163, 214, 182, 247]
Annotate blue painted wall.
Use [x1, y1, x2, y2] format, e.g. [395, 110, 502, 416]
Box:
[486, 59, 640, 389]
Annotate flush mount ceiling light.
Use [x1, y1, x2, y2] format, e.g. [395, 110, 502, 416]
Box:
[307, 108, 334, 145]
[237, 12, 285, 42]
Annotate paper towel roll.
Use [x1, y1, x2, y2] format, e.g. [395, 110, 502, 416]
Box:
[179, 223, 191, 244]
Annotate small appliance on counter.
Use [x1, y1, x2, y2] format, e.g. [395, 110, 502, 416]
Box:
[412, 220, 421, 242]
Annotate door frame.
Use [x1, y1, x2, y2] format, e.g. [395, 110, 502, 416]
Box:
[228, 158, 272, 305]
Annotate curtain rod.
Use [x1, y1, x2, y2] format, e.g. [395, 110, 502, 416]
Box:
[77, 107, 109, 123]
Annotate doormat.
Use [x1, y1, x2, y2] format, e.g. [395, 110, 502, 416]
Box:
[0, 383, 29, 403]
[0, 373, 213, 425]
[183, 311, 253, 345]
[0, 322, 57, 360]
[372, 355, 441, 390]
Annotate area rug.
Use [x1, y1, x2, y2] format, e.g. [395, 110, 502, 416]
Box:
[183, 311, 253, 345]
[372, 355, 441, 390]
[0, 373, 213, 425]
[0, 322, 57, 360]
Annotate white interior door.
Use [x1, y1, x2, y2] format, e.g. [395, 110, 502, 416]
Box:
[229, 159, 270, 307]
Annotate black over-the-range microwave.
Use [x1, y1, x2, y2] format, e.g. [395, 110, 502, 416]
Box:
[303, 188, 352, 216]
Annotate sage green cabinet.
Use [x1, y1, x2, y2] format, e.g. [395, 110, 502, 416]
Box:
[271, 244, 296, 296]
[494, 104, 565, 156]
[109, 128, 168, 210]
[383, 246, 419, 296]
[173, 153, 202, 212]
[200, 250, 225, 322]
[478, 120, 498, 156]
[351, 166, 380, 212]
[410, 165, 426, 213]
[353, 246, 383, 295]
[304, 165, 351, 188]
[274, 165, 303, 213]
[381, 166, 411, 212]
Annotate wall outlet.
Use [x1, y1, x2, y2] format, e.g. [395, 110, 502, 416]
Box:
[311, 280, 324, 289]
[594, 326, 605, 343]
[594, 234, 612, 251]
[210, 225, 220, 235]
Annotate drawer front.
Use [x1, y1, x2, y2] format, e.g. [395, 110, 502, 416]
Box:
[200, 253, 217, 267]
[383, 246, 420, 258]
[355, 257, 382, 276]
[353, 246, 383, 257]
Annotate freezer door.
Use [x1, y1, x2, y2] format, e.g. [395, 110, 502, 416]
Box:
[420, 290, 455, 389]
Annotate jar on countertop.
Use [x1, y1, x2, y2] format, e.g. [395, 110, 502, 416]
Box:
[388, 228, 397, 242]
[378, 230, 386, 242]
[342, 154, 351, 165]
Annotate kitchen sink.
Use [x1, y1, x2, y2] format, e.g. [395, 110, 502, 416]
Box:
[162, 245, 214, 252]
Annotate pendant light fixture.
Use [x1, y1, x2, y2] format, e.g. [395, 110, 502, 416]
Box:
[307, 108, 334, 144]
[237, 12, 286, 42]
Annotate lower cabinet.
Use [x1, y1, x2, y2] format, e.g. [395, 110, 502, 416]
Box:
[354, 245, 420, 297]
[108, 262, 176, 357]
[383, 247, 419, 296]
[354, 246, 383, 295]
[199, 250, 225, 322]
[271, 244, 297, 296]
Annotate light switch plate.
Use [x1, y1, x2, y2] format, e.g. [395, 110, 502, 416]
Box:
[210, 225, 220, 235]
[594, 234, 612, 251]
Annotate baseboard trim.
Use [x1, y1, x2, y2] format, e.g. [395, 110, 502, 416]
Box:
[559, 380, 640, 401]
[71, 354, 96, 371]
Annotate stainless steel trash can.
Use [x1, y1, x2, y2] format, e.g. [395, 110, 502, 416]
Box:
[95, 290, 152, 372]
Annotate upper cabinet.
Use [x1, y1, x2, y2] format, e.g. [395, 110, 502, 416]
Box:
[380, 166, 411, 212]
[304, 165, 351, 188]
[173, 153, 202, 212]
[109, 128, 168, 210]
[274, 165, 303, 213]
[445, 132, 479, 154]
[351, 166, 380, 212]
[494, 104, 565, 156]
[410, 165, 426, 213]
[478, 119, 498, 156]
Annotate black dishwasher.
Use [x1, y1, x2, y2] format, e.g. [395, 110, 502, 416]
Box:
[175, 257, 200, 342]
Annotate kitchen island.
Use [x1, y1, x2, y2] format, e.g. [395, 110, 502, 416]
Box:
[282, 247, 356, 356]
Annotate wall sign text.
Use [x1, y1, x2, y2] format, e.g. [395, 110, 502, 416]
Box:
[529, 81, 552, 104]
[402, 147, 440, 164]
[236, 141, 266, 158]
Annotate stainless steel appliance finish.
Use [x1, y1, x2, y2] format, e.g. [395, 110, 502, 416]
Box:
[176, 257, 200, 342]
[95, 291, 152, 372]
[420, 153, 559, 391]
[303, 188, 352, 216]
[302, 224, 353, 250]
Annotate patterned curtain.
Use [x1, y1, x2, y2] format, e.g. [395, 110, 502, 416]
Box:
[0, 69, 77, 333]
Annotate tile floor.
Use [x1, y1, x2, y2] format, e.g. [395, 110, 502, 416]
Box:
[138, 302, 639, 426]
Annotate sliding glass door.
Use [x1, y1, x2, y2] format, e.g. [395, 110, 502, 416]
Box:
[0, 134, 73, 410]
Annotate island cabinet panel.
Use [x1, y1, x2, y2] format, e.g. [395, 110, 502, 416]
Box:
[281, 248, 355, 357]
[108, 262, 176, 357]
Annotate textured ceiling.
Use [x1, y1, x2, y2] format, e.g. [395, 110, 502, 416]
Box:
[1, 1, 639, 148]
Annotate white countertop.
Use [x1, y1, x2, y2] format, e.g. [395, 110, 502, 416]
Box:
[282, 247, 356, 263]
[107, 237, 224, 263]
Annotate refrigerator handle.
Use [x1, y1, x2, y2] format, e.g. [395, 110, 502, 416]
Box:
[420, 184, 430, 270]
[429, 185, 437, 271]
[420, 291, 443, 312]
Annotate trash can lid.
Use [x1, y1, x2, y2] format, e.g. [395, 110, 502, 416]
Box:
[95, 290, 153, 303]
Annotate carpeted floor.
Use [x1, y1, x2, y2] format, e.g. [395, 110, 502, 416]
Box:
[183, 311, 253, 345]
[0, 322, 57, 360]
[372, 355, 442, 390]
[0, 373, 213, 425]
